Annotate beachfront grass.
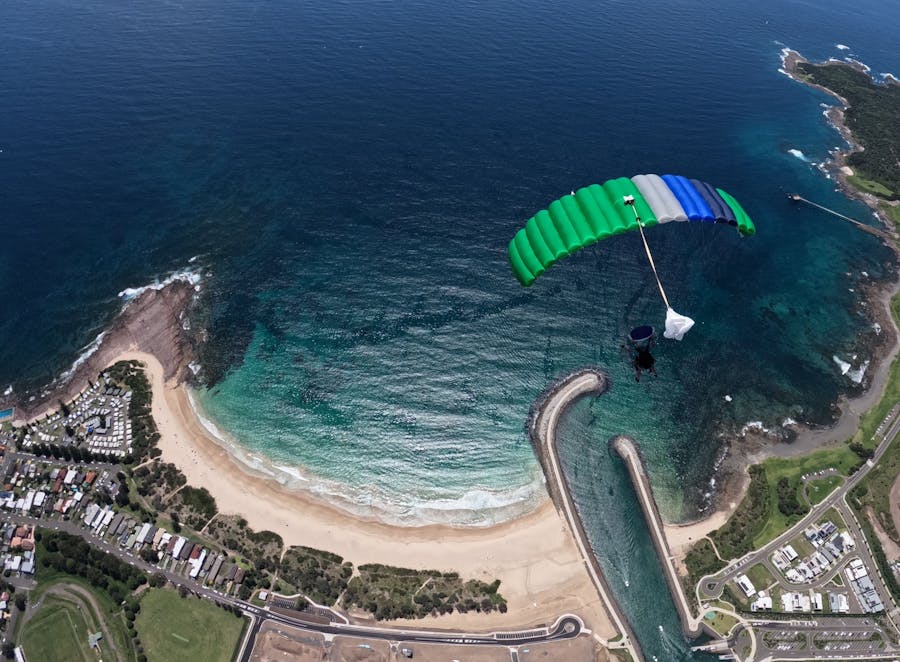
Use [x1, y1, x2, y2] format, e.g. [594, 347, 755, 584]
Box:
[705, 609, 739, 637]
[847, 174, 895, 198]
[880, 203, 900, 229]
[806, 475, 844, 505]
[855, 292, 900, 448]
[608, 648, 635, 662]
[136, 588, 243, 662]
[706, 446, 861, 561]
[752, 447, 861, 549]
[279, 545, 350, 606]
[684, 538, 726, 590]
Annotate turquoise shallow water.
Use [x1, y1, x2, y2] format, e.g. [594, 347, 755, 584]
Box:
[2, 0, 899, 657]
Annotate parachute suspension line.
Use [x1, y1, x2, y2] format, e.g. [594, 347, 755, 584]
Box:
[623, 196, 670, 310]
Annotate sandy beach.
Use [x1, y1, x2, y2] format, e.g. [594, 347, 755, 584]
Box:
[113, 350, 616, 636]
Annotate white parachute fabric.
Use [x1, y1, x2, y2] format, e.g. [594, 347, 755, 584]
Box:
[663, 307, 695, 340]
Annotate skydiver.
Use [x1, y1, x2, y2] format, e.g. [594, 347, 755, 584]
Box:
[632, 347, 656, 382]
[624, 325, 657, 382]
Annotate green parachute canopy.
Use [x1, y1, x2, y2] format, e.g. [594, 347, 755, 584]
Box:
[508, 174, 754, 286]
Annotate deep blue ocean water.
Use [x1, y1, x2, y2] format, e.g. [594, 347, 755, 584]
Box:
[3, 0, 899, 657]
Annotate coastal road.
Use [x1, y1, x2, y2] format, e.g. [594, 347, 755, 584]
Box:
[237, 611, 583, 662]
[2, 512, 587, 659]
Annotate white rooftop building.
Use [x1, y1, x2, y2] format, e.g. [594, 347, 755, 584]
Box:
[736, 574, 756, 598]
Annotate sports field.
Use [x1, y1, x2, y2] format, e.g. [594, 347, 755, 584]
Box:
[21, 596, 97, 662]
[136, 588, 244, 662]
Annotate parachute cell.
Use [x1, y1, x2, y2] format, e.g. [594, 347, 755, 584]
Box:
[508, 173, 754, 286]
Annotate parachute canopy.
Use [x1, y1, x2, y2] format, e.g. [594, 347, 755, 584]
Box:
[508, 174, 754, 286]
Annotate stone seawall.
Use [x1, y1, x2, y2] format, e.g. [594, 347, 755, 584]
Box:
[526, 368, 644, 662]
[611, 436, 710, 641]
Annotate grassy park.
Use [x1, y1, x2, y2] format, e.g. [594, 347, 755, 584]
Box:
[21, 581, 130, 662]
[806, 474, 844, 505]
[22, 596, 95, 662]
[136, 588, 244, 662]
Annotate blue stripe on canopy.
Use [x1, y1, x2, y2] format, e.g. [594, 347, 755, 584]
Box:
[662, 175, 714, 222]
[690, 179, 737, 224]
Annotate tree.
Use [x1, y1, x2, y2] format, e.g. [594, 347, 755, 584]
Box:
[15, 594, 26, 611]
[2, 641, 14, 659]
[139, 548, 158, 564]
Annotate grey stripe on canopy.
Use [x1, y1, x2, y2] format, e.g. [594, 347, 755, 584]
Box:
[631, 174, 688, 224]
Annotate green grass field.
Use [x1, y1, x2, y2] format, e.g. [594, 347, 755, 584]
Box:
[22, 596, 97, 662]
[745, 563, 775, 592]
[27, 556, 137, 660]
[136, 588, 244, 662]
[880, 203, 900, 228]
[846, 174, 895, 198]
[752, 447, 860, 548]
[806, 475, 844, 505]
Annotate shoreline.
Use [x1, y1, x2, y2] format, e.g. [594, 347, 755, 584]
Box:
[779, 47, 899, 231]
[119, 349, 618, 636]
[12, 275, 199, 425]
[183, 388, 546, 529]
[665, 47, 900, 558]
[665, 237, 900, 559]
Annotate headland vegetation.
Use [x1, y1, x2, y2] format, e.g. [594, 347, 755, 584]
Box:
[781, 48, 900, 228]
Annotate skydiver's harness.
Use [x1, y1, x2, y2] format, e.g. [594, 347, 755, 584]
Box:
[623, 195, 695, 341]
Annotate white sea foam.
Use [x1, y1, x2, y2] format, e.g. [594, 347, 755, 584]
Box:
[272, 465, 309, 482]
[44, 267, 206, 390]
[3, 385, 11, 397]
[185, 390, 543, 527]
[57, 331, 107, 384]
[740, 421, 772, 436]
[833, 355, 851, 375]
[782, 417, 798, 427]
[833, 355, 869, 384]
[788, 148, 811, 162]
[844, 58, 871, 73]
[836, 43, 850, 51]
[118, 268, 202, 301]
[847, 361, 869, 384]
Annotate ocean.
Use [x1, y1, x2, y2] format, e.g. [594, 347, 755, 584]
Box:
[2, 0, 899, 657]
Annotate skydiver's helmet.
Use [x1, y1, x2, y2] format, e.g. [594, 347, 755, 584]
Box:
[628, 326, 655, 352]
